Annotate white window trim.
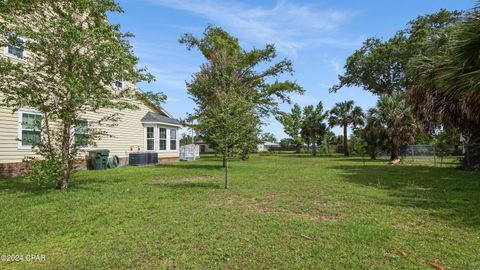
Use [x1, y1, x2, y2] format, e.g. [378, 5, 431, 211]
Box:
[73, 118, 91, 149]
[143, 124, 179, 153]
[169, 128, 178, 151]
[17, 109, 44, 150]
[158, 126, 168, 151]
[144, 125, 157, 152]
[4, 37, 27, 61]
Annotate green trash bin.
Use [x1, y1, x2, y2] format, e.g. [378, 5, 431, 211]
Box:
[88, 149, 110, 170]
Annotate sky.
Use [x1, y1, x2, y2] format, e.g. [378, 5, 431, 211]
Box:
[109, 0, 472, 139]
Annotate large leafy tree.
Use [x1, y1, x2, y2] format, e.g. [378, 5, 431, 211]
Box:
[0, 0, 161, 189]
[330, 9, 463, 95]
[376, 92, 418, 161]
[408, 6, 480, 170]
[328, 100, 364, 156]
[276, 104, 304, 152]
[182, 26, 303, 189]
[300, 102, 328, 156]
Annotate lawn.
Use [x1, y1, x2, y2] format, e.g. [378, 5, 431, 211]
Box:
[0, 154, 479, 269]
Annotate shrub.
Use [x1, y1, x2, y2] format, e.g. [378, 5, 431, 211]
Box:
[23, 159, 61, 188]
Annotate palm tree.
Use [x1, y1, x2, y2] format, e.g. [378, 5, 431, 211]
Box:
[376, 92, 418, 161]
[328, 100, 364, 156]
[407, 4, 480, 170]
[362, 108, 388, 159]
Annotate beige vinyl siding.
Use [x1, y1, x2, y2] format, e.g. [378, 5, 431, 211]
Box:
[80, 99, 180, 160]
[0, 101, 41, 162]
[0, 92, 180, 163]
[1, 41, 179, 163]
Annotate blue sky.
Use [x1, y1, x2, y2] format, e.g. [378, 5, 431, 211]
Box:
[109, 0, 472, 139]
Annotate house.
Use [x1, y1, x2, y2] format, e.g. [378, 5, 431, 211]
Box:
[0, 37, 182, 179]
[194, 140, 216, 153]
[257, 141, 281, 152]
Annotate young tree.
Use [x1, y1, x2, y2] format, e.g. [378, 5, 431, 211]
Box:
[328, 101, 364, 157]
[324, 129, 336, 156]
[0, 1, 161, 189]
[300, 102, 328, 156]
[182, 26, 303, 189]
[350, 129, 369, 166]
[276, 104, 304, 152]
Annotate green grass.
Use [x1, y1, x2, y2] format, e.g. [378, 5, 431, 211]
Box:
[0, 154, 479, 269]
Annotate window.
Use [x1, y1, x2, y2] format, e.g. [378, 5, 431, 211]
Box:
[6, 37, 25, 59]
[74, 120, 89, 147]
[159, 128, 167, 151]
[170, 129, 177, 150]
[114, 79, 123, 89]
[19, 112, 42, 148]
[114, 75, 123, 89]
[146, 127, 155, 151]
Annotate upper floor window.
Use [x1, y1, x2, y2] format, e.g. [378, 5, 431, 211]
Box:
[114, 75, 123, 89]
[170, 129, 177, 150]
[19, 111, 43, 148]
[6, 37, 25, 60]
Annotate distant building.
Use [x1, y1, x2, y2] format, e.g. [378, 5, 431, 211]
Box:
[195, 141, 216, 153]
[257, 142, 281, 152]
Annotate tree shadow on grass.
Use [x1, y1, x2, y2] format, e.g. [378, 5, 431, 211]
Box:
[329, 163, 480, 227]
[157, 181, 223, 189]
[0, 174, 127, 196]
[0, 177, 52, 195]
[69, 176, 127, 191]
[275, 153, 343, 159]
[155, 163, 224, 171]
[332, 157, 390, 163]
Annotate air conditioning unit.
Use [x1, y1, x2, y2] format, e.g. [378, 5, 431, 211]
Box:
[129, 152, 158, 166]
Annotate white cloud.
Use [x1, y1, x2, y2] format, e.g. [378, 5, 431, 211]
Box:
[167, 97, 181, 103]
[291, 94, 320, 105]
[147, 0, 357, 55]
[329, 59, 342, 74]
[147, 65, 194, 90]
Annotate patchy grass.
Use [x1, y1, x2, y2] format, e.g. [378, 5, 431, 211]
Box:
[0, 154, 479, 269]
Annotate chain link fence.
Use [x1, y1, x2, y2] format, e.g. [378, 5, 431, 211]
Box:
[374, 144, 464, 167]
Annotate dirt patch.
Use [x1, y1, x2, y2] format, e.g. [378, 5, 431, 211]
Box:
[389, 159, 403, 165]
[211, 194, 339, 222]
[151, 175, 218, 184]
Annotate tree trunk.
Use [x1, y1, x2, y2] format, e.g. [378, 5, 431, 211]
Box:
[369, 145, 377, 160]
[57, 122, 72, 190]
[225, 156, 229, 189]
[463, 129, 480, 171]
[312, 141, 317, 156]
[222, 155, 226, 168]
[390, 138, 400, 161]
[343, 125, 349, 157]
